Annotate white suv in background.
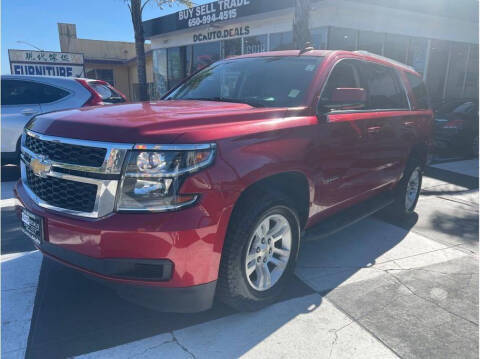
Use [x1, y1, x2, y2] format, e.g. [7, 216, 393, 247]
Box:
[1, 75, 127, 164]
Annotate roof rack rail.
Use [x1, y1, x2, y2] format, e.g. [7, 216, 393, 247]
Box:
[353, 50, 415, 72]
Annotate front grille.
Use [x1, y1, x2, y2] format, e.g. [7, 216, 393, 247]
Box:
[25, 134, 107, 167]
[26, 167, 98, 213]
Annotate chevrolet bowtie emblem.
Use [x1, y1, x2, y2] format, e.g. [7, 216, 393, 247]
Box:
[30, 156, 52, 178]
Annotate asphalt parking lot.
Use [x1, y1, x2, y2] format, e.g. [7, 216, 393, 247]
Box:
[1, 159, 478, 359]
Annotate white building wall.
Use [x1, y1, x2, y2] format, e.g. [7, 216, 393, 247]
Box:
[150, 0, 478, 50]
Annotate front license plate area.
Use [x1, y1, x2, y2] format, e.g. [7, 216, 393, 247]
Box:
[21, 208, 44, 246]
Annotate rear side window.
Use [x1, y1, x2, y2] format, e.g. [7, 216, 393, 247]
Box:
[360, 63, 409, 110]
[1, 79, 69, 105]
[405, 72, 430, 110]
[37, 83, 70, 103]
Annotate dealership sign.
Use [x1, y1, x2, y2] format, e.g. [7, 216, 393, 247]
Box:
[193, 26, 250, 42]
[8, 49, 85, 77]
[143, 0, 294, 37]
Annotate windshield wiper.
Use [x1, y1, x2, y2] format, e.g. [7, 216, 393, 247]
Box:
[181, 97, 266, 108]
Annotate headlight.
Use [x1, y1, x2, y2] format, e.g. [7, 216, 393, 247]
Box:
[116, 144, 216, 211]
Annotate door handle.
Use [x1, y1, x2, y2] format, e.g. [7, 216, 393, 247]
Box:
[404, 121, 416, 128]
[21, 109, 37, 116]
[367, 126, 382, 134]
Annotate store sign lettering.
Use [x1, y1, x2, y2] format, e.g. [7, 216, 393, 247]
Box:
[179, 0, 251, 28]
[8, 49, 84, 77]
[193, 26, 250, 42]
[12, 64, 84, 77]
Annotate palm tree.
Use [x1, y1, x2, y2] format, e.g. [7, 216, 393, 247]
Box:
[293, 0, 312, 50]
[126, 0, 192, 101]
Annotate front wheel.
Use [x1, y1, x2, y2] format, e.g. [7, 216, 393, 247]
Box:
[217, 191, 301, 311]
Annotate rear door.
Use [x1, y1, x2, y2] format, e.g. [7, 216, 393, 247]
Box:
[1, 79, 41, 153]
[356, 62, 411, 189]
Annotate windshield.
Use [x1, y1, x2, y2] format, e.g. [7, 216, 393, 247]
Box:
[165, 56, 324, 108]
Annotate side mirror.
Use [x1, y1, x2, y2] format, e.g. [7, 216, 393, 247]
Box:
[318, 87, 367, 113]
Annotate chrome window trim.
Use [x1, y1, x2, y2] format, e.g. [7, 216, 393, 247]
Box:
[23, 129, 134, 174]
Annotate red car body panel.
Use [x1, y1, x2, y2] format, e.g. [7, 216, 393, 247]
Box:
[16, 50, 433, 303]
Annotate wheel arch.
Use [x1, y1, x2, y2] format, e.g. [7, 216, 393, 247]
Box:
[230, 171, 311, 230]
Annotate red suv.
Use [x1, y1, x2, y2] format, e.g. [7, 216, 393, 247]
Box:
[16, 50, 432, 312]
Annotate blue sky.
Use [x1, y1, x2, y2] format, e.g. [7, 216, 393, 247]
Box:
[1, 0, 212, 74]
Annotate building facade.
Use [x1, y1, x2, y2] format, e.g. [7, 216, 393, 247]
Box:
[58, 23, 154, 100]
[144, 0, 479, 105]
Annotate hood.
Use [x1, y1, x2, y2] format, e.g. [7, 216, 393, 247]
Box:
[27, 100, 289, 144]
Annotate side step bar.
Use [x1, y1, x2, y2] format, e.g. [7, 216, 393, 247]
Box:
[303, 192, 395, 241]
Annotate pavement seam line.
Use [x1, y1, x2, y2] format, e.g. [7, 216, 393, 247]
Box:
[436, 195, 479, 209]
[298, 242, 471, 271]
[170, 331, 196, 359]
[320, 297, 404, 359]
[384, 269, 479, 326]
[126, 336, 176, 359]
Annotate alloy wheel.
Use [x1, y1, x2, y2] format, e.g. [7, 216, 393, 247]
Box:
[244, 214, 292, 291]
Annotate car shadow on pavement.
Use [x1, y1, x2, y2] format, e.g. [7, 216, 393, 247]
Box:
[24, 256, 315, 358]
[1, 164, 20, 182]
[23, 213, 418, 358]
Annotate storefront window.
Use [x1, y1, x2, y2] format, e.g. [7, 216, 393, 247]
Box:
[167, 46, 187, 89]
[358, 30, 384, 55]
[244, 35, 267, 54]
[270, 31, 294, 51]
[222, 38, 242, 58]
[384, 34, 409, 63]
[311, 27, 328, 50]
[445, 42, 468, 99]
[426, 40, 450, 103]
[86, 69, 115, 86]
[464, 44, 479, 98]
[192, 42, 221, 72]
[153, 49, 168, 96]
[406, 38, 428, 75]
[328, 27, 357, 51]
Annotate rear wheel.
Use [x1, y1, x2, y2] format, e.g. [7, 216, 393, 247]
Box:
[388, 160, 423, 217]
[217, 190, 300, 311]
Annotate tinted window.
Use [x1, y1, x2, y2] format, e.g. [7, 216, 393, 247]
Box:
[167, 56, 324, 108]
[1, 79, 69, 105]
[406, 72, 430, 110]
[361, 63, 409, 110]
[37, 83, 70, 103]
[321, 60, 360, 102]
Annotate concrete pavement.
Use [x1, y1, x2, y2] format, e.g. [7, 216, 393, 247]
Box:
[1, 158, 478, 358]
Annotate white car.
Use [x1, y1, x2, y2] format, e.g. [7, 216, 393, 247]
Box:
[1, 75, 127, 164]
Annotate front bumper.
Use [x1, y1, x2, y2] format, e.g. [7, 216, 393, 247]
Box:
[15, 179, 232, 312]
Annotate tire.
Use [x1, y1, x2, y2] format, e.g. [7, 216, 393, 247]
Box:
[217, 190, 301, 311]
[388, 159, 423, 217]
